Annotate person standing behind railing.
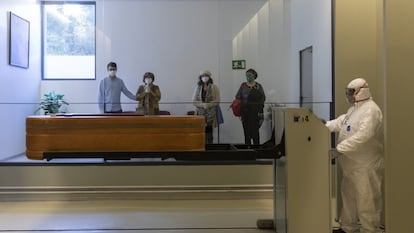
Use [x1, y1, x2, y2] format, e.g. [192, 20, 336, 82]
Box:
[192, 70, 220, 144]
[98, 62, 136, 113]
[235, 68, 266, 145]
[136, 72, 161, 115]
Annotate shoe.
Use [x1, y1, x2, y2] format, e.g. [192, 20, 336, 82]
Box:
[332, 229, 346, 233]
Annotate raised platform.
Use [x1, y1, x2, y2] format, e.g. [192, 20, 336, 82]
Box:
[26, 114, 206, 160]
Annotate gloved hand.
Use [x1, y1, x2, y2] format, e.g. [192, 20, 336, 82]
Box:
[329, 149, 340, 160]
[336, 144, 345, 154]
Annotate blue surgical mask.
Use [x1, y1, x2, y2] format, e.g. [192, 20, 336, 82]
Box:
[246, 76, 254, 82]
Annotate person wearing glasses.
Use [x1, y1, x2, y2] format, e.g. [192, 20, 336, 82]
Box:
[136, 72, 161, 115]
[98, 62, 136, 113]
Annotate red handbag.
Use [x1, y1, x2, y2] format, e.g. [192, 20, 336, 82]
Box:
[229, 99, 242, 117]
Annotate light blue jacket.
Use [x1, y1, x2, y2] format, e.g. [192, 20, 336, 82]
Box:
[98, 76, 136, 112]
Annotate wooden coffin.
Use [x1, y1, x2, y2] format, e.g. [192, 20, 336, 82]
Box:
[26, 114, 205, 160]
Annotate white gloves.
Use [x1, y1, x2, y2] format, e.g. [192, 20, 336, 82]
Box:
[329, 149, 341, 160]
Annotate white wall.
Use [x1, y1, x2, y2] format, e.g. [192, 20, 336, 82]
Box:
[0, 0, 41, 160]
[232, 0, 332, 115]
[233, 0, 292, 104]
[290, 0, 332, 119]
[231, 1, 290, 143]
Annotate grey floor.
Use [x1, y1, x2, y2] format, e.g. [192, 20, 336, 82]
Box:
[0, 199, 276, 233]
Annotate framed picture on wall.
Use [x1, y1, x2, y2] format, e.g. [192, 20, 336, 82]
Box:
[9, 12, 30, 69]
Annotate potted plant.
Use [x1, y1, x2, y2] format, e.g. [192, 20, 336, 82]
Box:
[36, 91, 69, 114]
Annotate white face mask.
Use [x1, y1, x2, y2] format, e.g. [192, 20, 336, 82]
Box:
[201, 76, 209, 83]
[145, 78, 153, 84]
[108, 70, 117, 77]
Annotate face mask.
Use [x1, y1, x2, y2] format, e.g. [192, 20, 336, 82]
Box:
[145, 78, 152, 84]
[108, 70, 116, 77]
[246, 76, 254, 82]
[201, 76, 209, 83]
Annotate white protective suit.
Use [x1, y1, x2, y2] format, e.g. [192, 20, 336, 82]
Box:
[326, 78, 384, 233]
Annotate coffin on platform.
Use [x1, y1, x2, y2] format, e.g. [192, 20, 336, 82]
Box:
[26, 114, 205, 160]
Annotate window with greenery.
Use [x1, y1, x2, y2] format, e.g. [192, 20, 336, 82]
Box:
[42, 1, 96, 80]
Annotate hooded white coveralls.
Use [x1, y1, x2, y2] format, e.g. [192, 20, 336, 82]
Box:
[326, 78, 384, 233]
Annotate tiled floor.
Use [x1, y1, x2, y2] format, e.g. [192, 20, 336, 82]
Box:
[0, 199, 275, 233]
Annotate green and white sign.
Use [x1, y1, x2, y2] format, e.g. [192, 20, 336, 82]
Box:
[232, 60, 246, 70]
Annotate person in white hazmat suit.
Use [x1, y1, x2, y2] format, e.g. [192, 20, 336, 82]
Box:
[326, 78, 384, 233]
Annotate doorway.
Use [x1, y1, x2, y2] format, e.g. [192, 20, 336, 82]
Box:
[299, 46, 313, 110]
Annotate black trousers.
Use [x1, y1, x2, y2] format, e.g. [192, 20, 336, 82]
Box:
[242, 117, 260, 145]
[205, 125, 213, 144]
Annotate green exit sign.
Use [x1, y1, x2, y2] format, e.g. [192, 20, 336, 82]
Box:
[232, 60, 246, 70]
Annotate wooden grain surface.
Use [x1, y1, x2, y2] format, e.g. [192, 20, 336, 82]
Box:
[26, 115, 206, 160]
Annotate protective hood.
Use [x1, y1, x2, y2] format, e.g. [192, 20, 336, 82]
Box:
[346, 78, 372, 103]
[355, 87, 371, 102]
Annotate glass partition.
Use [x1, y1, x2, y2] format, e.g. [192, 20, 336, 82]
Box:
[2, 0, 333, 164]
